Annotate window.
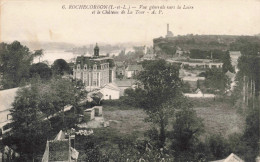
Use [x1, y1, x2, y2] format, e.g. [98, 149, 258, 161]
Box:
[77, 64, 80, 70]
[84, 64, 87, 70]
[93, 64, 97, 70]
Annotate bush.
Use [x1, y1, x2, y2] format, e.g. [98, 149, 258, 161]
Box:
[206, 134, 231, 160]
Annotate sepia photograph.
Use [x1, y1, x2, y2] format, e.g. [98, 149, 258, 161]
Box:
[0, 0, 260, 161]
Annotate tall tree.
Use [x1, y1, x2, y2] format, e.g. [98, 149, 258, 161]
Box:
[33, 49, 44, 62]
[29, 62, 52, 80]
[0, 41, 34, 89]
[136, 59, 182, 147]
[222, 51, 234, 73]
[204, 68, 231, 97]
[51, 59, 71, 76]
[9, 85, 51, 161]
[171, 107, 204, 152]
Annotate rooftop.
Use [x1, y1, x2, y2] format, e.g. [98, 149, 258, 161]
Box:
[0, 87, 19, 112]
[114, 79, 136, 87]
[229, 51, 242, 56]
[126, 64, 143, 71]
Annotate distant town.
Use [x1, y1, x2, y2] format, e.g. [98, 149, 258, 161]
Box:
[0, 24, 260, 162]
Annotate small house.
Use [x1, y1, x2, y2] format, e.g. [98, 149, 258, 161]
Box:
[125, 65, 143, 78]
[99, 83, 120, 100]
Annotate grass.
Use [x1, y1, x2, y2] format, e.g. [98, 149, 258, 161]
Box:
[73, 98, 245, 160]
[190, 98, 245, 138]
[103, 98, 245, 138]
[103, 103, 151, 138]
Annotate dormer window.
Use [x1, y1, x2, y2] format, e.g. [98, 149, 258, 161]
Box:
[84, 64, 87, 70]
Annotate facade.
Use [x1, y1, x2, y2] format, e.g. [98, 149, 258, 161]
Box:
[167, 59, 223, 69]
[0, 87, 18, 137]
[115, 62, 126, 77]
[125, 65, 144, 78]
[99, 83, 120, 100]
[42, 130, 79, 162]
[114, 79, 136, 96]
[73, 44, 115, 89]
[140, 46, 156, 61]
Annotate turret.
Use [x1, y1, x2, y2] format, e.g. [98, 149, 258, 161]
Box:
[94, 43, 99, 57]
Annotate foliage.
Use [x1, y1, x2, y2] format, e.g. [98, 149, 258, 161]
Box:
[29, 62, 52, 80]
[204, 68, 231, 96]
[123, 88, 146, 107]
[137, 59, 182, 110]
[241, 108, 260, 161]
[9, 85, 52, 160]
[0, 41, 34, 89]
[157, 42, 177, 56]
[33, 49, 44, 62]
[5, 78, 87, 160]
[206, 134, 231, 160]
[182, 81, 191, 93]
[77, 129, 175, 162]
[171, 107, 204, 153]
[51, 59, 71, 76]
[135, 59, 183, 147]
[229, 36, 260, 55]
[222, 51, 234, 73]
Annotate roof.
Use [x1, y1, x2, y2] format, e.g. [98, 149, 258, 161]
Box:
[229, 51, 242, 57]
[102, 83, 120, 91]
[75, 56, 114, 69]
[54, 130, 66, 140]
[115, 62, 124, 67]
[114, 79, 135, 87]
[0, 87, 19, 112]
[210, 153, 244, 162]
[42, 130, 79, 162]
[225, 71, 235, 79]
[126, 65, 143, 71]
[49, 140, 70, 161]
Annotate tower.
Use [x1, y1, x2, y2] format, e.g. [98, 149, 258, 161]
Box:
[166, 24, 173, 38]
[94, 43, 99, 57]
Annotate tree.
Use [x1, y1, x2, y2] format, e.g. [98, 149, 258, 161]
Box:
[206, 134, 231, 160]
[29, 62, 52, 80]
[204, 68, 231, 97]
[136, 59, 182, 148]
[9, 85, 52, 161]
[33, 49, 44, 62]
[49, 78, 78, 126]
[171, 106, 204, 153]
[0, 41, 34, 89]
[241, 108, 260, 161]
[52, 59, 71, 76]
[221, 51, 234, 73]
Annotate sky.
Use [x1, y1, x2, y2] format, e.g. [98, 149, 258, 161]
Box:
[1, 0, 260, 45]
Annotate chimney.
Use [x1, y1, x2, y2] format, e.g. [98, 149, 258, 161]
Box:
[167, 24, 169, 33]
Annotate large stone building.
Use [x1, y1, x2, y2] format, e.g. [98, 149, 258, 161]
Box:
[73, 44, 115, 89]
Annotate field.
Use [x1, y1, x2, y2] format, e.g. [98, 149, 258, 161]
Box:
[191, 98, 245, 137]
[103, 104, 151, 139]
[75, 98, 245, 160]
[102, 98, 245, 139]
